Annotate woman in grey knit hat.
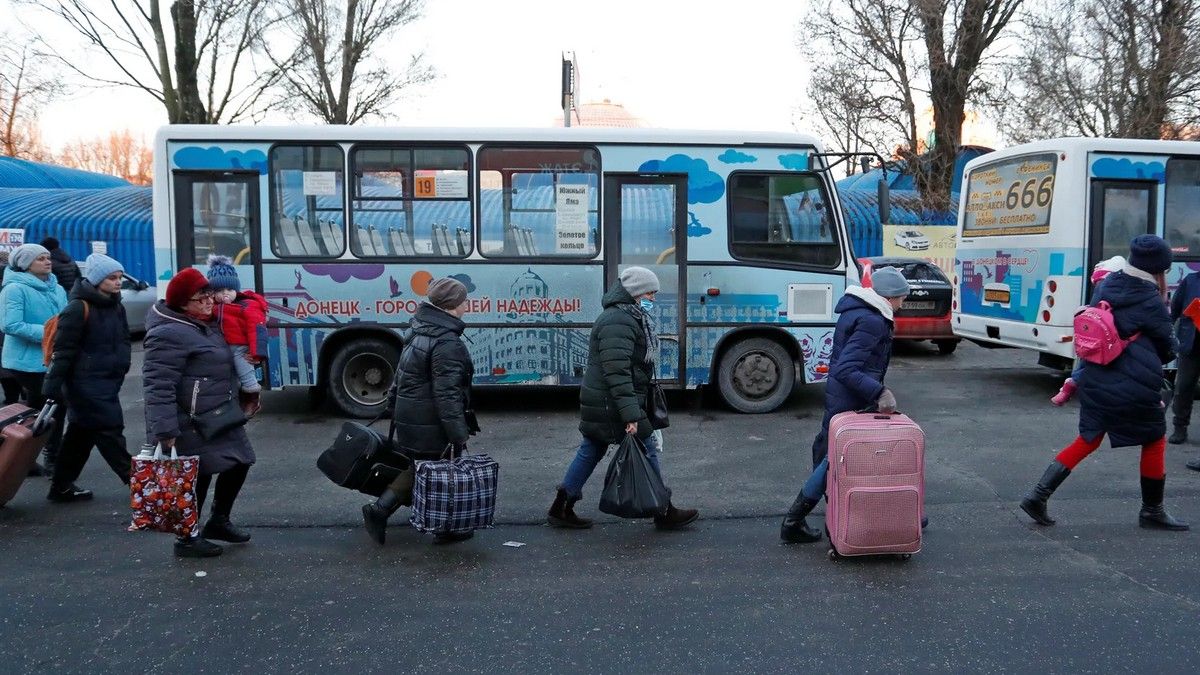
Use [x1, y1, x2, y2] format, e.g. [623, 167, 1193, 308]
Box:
[547, 266, 699, 531]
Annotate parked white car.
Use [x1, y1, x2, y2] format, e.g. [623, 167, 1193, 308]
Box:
[894, 229, 931, 251]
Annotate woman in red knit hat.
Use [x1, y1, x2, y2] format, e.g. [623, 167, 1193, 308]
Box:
[142, 268, 259, 558]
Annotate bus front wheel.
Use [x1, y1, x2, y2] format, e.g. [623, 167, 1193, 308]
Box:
[716, 337, 795, 413]
[327, 338, 400, 418]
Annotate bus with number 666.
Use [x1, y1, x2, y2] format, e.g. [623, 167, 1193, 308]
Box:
[953, 137, 1200, 368]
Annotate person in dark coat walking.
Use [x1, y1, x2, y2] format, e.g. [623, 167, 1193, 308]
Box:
[143, 268, 258, 558]
[40, 237, 78, 294]
[42, 254, 133, 502]
[1021, 235, 1188, 531]
[780, 266, 911, 543]
[362, 277, 479, 546]
[1167, 267, 1200, 473]
[546, 267, 698, 531]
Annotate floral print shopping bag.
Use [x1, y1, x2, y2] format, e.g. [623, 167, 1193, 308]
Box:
[128, 444, 200, 537]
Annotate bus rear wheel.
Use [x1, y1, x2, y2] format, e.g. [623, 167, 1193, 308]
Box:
[327, 338, 399, 418]
[717, 337, 795, 413]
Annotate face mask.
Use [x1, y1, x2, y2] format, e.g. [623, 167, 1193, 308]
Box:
[639, 298, 654, 312]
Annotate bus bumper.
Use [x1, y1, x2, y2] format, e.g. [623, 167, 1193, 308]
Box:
[952, 313, 1075, 358]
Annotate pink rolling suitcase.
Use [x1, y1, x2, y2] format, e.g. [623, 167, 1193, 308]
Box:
[825, 410, 924, 560]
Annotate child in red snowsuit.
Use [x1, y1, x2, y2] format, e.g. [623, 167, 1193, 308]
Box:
[206, 255, 268, 395]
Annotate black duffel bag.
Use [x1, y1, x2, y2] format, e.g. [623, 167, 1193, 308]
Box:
[317, 414, 412, 497]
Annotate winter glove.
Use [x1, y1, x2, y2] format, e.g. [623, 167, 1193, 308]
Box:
[41, 378, 63, 401]
[877, 387, 897, 414]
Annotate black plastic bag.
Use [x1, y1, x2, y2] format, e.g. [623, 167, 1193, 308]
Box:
[599, 434, 671, 518]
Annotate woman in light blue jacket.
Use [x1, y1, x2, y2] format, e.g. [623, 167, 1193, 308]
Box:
[1, 243, 69, 483]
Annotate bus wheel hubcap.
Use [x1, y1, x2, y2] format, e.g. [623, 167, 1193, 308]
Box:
[343, 352, 391, 406]
[732, 352, 778, 399]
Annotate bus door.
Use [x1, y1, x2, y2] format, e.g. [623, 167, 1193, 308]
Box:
[603, 174, 688, 386]
[1088, 180, 1157, 297]
[172, 170, 261, 285]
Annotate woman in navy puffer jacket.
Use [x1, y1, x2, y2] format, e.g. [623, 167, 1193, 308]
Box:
[1021, 235, 1188, 531]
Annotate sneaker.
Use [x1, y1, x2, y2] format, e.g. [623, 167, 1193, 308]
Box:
[174, 536, 223, 558]
[46, 484, 93, 503]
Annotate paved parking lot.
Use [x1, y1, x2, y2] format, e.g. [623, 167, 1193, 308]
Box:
[2, 340, 1198, 673]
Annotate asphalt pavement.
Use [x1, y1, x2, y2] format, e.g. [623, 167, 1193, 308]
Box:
[2, 340, 1198, 673]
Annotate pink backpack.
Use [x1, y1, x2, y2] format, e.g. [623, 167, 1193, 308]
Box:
[1074, 301, 1139, 365]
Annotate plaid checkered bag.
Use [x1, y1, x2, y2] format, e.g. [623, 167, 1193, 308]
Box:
[410, 446, 498, 535]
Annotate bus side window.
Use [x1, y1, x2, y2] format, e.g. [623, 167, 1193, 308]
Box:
[1166, 157, 1200, 259]
[728, 172, 839, 267]
[270, 144, 346, 259]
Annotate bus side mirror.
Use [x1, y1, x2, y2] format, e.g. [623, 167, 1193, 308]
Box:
[877, 180, 891, 224]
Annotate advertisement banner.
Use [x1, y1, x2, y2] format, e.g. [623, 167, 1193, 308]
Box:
[882, 224, 957, 275]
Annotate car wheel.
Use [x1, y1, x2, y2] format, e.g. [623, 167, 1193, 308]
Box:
[716, 337, 795, 413]
[327, 337, 400, 418]
[935, 339, 960, 355]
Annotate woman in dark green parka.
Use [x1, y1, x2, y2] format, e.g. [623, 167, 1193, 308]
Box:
[547, 266, 698, 531]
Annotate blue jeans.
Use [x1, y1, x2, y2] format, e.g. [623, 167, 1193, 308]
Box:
[801, 457, 829, 501]
[560, 433, 663, 499]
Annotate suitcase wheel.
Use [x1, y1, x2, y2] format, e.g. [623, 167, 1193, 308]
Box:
[899, 554, 912, 561]
[827, 548, 840, 561]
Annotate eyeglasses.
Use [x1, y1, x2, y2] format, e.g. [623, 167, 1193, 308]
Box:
[188, 294, 214, 304]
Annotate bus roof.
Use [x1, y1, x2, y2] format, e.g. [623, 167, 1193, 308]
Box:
[965, 137, 1200, 172]
[153, 124, 823, 149]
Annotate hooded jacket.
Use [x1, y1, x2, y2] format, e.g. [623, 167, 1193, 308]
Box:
[142, 301, 255, 474]
[50, 248, 78, 294]
[43, 280, 131, 427]
[0, 270, 68, 373]
[214, 290, 269, 357]
[389, 302, 474, 459]
[1076, 269, 1175, 447]
[578, 282, 653, 444]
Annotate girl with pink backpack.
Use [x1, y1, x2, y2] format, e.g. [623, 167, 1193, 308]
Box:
[1022, 235, 1187, 532]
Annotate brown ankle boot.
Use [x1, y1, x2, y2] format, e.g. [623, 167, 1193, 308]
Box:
[654, 503, 699, 530]
[547, 488, 593, 529]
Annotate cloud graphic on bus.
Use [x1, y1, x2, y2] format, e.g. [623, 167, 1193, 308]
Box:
[638, 155, 724, 204]
[1091, 158, 1166, 183]
[173, 146, 269, 174]
[718, 149, 757, 164]
[778, 153, 808, 171]
[449, 273, 476, 292]
[687, 211, 712, 237]
[302, 263, 385, 283]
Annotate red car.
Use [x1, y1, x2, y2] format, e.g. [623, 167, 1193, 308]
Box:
[859, 256, 960, 354]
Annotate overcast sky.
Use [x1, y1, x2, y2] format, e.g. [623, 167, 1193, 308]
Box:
[8, 0, 814, 149]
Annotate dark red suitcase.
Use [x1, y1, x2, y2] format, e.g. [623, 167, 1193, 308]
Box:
[0, 402, 57, 506]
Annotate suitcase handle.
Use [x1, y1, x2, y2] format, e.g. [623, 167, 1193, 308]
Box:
[30, 400, 58, 437]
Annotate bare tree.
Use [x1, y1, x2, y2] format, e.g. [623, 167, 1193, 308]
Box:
[800, 60, 898, 176]
[0, 39, 61, 159]
[21, 0, 280, 124]
[58, 130, 154, 185]
[998, 0, 1200, 142]
[799, 0, 925, 159]
[914, 0, 1022, 210]
[266, 0, 434, 124]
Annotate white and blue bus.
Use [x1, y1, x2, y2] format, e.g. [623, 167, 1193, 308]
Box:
[953, 137, 1200, 368]
[153, 126, 872, 416]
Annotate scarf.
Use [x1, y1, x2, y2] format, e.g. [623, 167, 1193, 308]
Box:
[620, 303, 659, 367]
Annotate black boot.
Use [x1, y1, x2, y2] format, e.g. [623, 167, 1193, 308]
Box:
[547, 488, 593, 529]
[780, 494, 822, 543]
[1169, 426, 1188, 445]
[362, 489, 402, 545]
[1138, 476, 1190, 531]
[1020, 461, 1071, 526]
[654, 502, 699, 530]
[174, 536, 223, 558]
[201, 515, 252, 543]
[46, 483, 93, 503]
